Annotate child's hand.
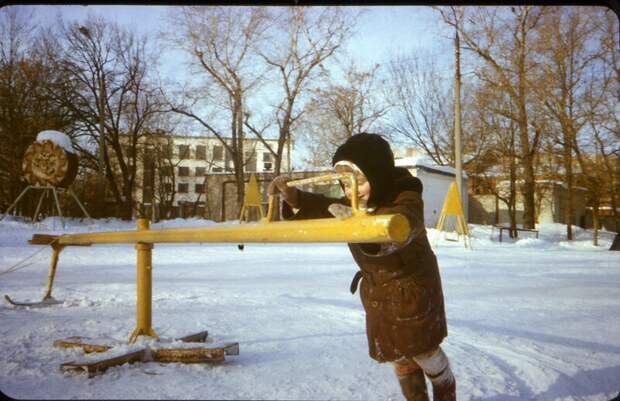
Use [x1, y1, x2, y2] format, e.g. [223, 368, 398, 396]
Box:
[267, 176, 299, 207]
[328, 203, 353, 219]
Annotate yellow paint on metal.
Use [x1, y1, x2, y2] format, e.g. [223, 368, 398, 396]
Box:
[35, 174, 412, 346]
[239, 174, 265, 222]
[435, 181, 471, 249]
[438, 182, 466, 218]
[55, 213, 409, 246]
[42, 244, 63, 300]
[244, 174, 263, 207]
[128, 219, 158, 343]
[286, 172, 361, 213]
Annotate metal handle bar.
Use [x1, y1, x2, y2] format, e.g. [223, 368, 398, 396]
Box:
[264, 172, 360, 222]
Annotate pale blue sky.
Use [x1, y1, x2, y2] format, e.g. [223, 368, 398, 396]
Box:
[21, 5, 455, 74]
[10, 4, 457, 166]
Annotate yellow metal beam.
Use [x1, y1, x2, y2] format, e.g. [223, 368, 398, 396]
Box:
[54, 214, 410, 246]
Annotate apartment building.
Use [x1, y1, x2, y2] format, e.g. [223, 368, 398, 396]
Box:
[136, 134, 291, 219]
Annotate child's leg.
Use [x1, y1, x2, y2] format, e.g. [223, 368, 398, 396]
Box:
[411, 347, 456, 401]
[393, 358, 429, 401]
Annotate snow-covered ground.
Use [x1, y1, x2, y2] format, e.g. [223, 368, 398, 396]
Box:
[0, 216, 618, 400]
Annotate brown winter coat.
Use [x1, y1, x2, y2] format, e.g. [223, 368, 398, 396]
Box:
[282, 182, 448, 362]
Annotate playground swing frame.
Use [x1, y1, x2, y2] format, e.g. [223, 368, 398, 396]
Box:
[6, 172, 411, 377]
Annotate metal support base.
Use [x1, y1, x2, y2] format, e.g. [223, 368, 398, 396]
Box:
[55, 330, 239, 378]
[1, 185, 92, 227]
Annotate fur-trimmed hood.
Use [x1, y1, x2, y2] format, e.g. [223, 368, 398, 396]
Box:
[332, 133, 423, 207]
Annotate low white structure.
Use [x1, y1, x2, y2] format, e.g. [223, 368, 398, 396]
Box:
[469, 179, 589, 227]
[394, 156, 468, 228]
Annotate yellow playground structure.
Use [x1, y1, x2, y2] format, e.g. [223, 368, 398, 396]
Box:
[5, 172, 411, 377]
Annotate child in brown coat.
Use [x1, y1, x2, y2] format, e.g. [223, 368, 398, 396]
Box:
[268, 133, 456, 401]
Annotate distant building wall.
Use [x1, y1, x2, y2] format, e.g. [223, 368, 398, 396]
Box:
[468, 181, 587, 227]
[204, 170, 334, 222]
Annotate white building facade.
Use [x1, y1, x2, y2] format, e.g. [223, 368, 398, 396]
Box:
[394, 155, 468, 229]
[168, 136, 289, 205]
[135, 135, 291, 218]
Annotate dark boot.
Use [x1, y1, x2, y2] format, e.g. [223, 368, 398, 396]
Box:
[432, 379, 456, 401]
[397, 369, 430, 401]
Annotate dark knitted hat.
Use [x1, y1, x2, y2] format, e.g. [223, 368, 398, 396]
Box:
[332, 133, 395, 207]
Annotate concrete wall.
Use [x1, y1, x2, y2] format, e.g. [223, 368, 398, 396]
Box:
[468, 182, 588, 227]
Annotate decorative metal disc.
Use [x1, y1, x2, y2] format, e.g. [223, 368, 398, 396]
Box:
[22, 140, 69, 186]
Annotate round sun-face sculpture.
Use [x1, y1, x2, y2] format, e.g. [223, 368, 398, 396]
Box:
[22, 139, 78, 187]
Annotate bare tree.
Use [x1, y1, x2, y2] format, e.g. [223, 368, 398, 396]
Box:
[144, 133, 178, 220]
[0, 7, 37, 210]
[298, 62, 391, 166]
[387, 53, 454, 165]
[438, 6, 547, 229]
[532, 7, 600, 239]
[164, 6, 270, 213]
[245, 6, 358, 173]
[45, 16, 163, 219]
[473, 81, 520, 233]
[577, 8, 620, 242]
[0, 8, 76, 213]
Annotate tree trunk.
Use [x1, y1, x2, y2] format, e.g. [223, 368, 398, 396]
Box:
[593, 203, 599, 246]
[509, 157, 518, 238]
[233, 95, 245, 217]
[518, 117, 537, 229]
[563, 127, 574, 240]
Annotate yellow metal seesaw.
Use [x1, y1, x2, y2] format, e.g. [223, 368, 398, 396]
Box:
[7, 172, 411, 377]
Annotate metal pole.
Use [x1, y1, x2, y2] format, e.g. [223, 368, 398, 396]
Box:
[99, 74, 105, 176]
[454, 30, 464, 216]
[32, 188, 48, 222]
[1, 185, 32, 220]
[128, 218, 158, 343]
[42, 244, 64, 300]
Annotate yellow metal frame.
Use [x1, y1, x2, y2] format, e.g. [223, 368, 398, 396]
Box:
[28, 172, 410, 345]
[434, 181, 471, 249]
[239, 174, 264, 222]
[128, 219, 159, 343]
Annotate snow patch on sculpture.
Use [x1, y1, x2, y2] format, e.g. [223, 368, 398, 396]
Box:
[36, 130, 75, 154]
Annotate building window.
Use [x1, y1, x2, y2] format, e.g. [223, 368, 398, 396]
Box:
[213, 145, 224, 161]
[225, 148, 233, 172]
[195, 167, 206, 177]
[164, 183, 172, 192]
[195, 184, 205, 193]
[178, 183, 188, 193]
[178, 166, 190, 177]
[212, 166, 223, 173]
[263, 152, 273, 171]
[178, 145, 190, 159]
[195, 145, 206, 160]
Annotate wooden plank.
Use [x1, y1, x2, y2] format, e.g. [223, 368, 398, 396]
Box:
[176, 331, 208, 343]
[4, 295, 62, 308]
[222, 342, 239, 356]
[29, 234, 60, 245]
[53, 337, 114, 353]
[151, 347, 225, 364]
[30, 233, 91, 246]
[60, 349, 146, 378]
